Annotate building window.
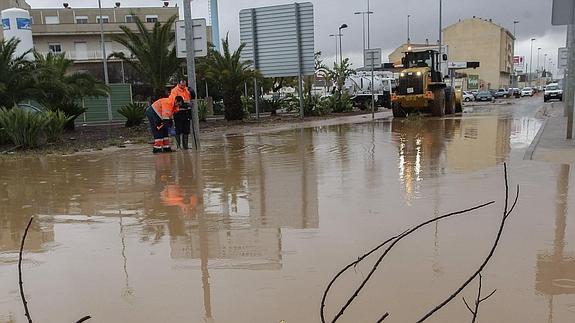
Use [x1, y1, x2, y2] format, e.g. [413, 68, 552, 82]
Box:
[125, 15, 136, 23]
[96, 16, 110, 24]
[45, 16, 59, 24]
[145, 15, 158, 23]
[48, 43, 62, 53]
[75, 16, 89, 24]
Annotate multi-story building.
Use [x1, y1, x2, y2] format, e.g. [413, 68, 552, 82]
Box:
[443, 17, 515, 89]
[2, 1, 181, 83]
[29, 4, 179, 82]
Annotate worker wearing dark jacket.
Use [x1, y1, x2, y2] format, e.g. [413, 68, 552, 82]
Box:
[173, 89, 196, 149]
[146, 96, 184, 153]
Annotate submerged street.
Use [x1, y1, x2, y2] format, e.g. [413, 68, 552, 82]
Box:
[1, 97, 574, 322]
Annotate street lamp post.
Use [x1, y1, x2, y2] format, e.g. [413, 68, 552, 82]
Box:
[529, 38, 535, 87]
[354, 11, 366, 64]
[537, 47, 541, 86]
[543, 53, 548, 83]
[355, 9, 374, 67]
[329, 34, 338, 64]
[512, 21, 519, 87]
[407, 14, 411, 44]
[438, 0, 443, 69]
[338, 24, 348, 66]
[97, 0, 113, 122]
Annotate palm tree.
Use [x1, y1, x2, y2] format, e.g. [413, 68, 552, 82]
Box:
[205, 36, 259, 120]
[32, 52, 109, 129]
[0, 38, 33, 108]
[109, 14, 180, 100]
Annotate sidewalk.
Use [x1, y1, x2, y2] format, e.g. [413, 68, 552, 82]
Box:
[525, 102, 575, 164]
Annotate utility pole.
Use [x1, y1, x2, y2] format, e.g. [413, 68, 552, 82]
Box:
[407, 14, 411, 44]
[183, 0, 200, 149]
[367, 0, 371, 48]
[329, 34, 338, 64]
[438, 0, 443, 69]
[529, 38, 535, 87]
[354, 11, 366, 65]
[566, 22, 575, 139]
[98, 0, 113, 122]
[537, 47, 541, 86]
[513, 21, 519, 88]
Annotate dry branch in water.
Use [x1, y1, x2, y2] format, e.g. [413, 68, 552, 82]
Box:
[19, 217, 34, 323]
[18, 217, 92, 322]
[462, 274, 497, 323]
[320, 163, 518, 323]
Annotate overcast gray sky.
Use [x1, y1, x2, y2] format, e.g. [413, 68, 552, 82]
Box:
[27, 0, 567, 74]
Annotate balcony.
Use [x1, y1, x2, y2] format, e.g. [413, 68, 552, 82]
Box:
[31, 22, 168, 36]
[36, 50, 133, 62]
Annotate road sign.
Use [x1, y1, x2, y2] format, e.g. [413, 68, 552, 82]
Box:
[552, 0, 575, 25]
[448, 61, 467, 69]
[175, 19, 208, 58]
[239, 2, 315, 78]
[558, 47, 569, 75]
[364, 48, 381, 69]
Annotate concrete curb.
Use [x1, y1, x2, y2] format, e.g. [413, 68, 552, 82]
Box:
[524, 103, 551, 160]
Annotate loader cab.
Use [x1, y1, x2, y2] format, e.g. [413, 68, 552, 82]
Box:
[401, 50, 445, 83]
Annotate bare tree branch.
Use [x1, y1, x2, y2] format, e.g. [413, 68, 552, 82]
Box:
[75, 315, 92, 323]
[323, 201, 495, 323]
[19, 217, 34, 323]
[462, 297, 474, 314]
[376, 312, 390, 322]
[480, 289, 497, 303]
[417, 163, 518, 322]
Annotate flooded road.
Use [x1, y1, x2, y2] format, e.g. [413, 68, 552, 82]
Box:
[1, 98, 574, 322]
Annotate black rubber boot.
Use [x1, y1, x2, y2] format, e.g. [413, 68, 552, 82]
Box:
[175, 135, 182, 149]
[182, 135, 189, 150]
[153, 148, 163, 154]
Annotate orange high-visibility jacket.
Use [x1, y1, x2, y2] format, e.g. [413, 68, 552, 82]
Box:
[151, 98, 175, 119]
[169, 86, 191, 103]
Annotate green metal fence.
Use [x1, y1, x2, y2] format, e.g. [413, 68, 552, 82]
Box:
[79, 83, 133, 124]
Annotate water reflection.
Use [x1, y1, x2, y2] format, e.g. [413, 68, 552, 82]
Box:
[536, 165, 575, 322]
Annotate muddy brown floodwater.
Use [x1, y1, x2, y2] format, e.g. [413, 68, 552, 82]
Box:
[1, 107, 574, 322]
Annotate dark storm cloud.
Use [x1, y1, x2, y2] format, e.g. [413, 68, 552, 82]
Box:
[27, 0, 566, 69]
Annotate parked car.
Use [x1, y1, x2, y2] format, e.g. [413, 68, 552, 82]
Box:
[494, 88, 509, 98]
[521, 87, 534, 97]
[470, 90, 479, 98]
[17, 103, 43, 113]
[510, 88, 521, 98]
[462, 91, 475, 102]
[476, 91, 494, 102]
[544, 84, 563, 102]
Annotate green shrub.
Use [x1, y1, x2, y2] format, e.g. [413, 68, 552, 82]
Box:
[118, 102, 147, 127]
[241, 96, 255, 114]
[45, 101, 87, 131]
[0, 107, 47, 148]
[320, 93, 353, 113]
[197, 99, 208, 122]
[43, 110, 70, 143]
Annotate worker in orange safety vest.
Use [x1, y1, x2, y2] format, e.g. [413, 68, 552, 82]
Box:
[145, 96, 184, 153]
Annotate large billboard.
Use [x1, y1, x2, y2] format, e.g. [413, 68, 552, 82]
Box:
[514, 56, 525, 72]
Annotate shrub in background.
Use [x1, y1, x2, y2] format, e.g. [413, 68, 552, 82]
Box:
[197, 99, 208, 122]
[43, 110, 70, 143]
[0, 107, 47, 148]
[118, 102, 147, 127]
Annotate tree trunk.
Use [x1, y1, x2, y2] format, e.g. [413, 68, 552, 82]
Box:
[224, 93, 243, 121]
